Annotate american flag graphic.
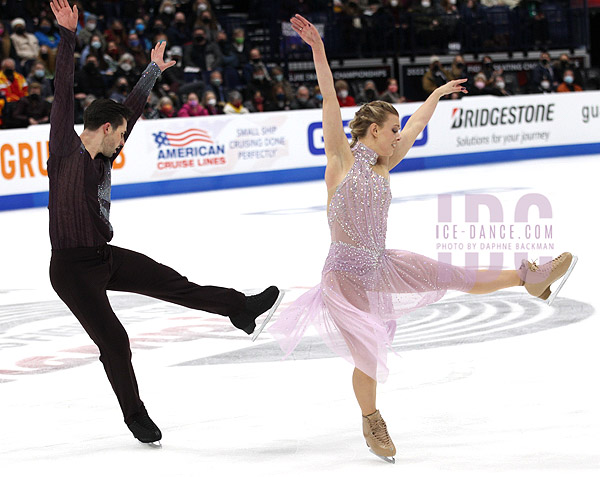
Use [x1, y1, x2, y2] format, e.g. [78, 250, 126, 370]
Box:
[152, 128, 214, 148]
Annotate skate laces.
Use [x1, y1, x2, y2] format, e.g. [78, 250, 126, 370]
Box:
[370, 416, 392, 447]
[528, 254, 565, 273]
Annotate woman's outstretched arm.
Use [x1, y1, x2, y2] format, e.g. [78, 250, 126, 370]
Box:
[291, 15, 352, 186]
[388, 79, 468, 171]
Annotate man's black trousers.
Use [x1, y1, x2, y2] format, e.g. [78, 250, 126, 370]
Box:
[50, 244, 245, 423]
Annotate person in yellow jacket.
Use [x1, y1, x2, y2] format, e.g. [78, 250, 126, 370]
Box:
[0, 57, 29, 126]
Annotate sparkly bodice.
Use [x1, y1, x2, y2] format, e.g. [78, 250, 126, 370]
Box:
[327, 142, 392, 254]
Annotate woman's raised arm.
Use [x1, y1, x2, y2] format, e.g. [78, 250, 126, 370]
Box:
[291, 15, 352, 184]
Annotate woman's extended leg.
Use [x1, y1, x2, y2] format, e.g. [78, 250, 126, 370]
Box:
[467, 269, 522, 294]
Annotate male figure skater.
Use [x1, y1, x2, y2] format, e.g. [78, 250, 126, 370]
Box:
[48, 0, 282, 444]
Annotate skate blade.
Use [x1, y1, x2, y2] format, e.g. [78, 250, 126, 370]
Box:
[251, 290, 285, 342]
[369, 448, 395, 464]
[547, 255, 578, 306]
[142, 441, 162, 448]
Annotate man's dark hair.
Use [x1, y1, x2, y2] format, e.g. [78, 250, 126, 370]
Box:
[83, 98, 132, 131]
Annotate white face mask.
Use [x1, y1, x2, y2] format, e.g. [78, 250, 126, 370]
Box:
[449, 0, 456, 4]
[339, 89, 348, 99]
[164, 6, 174, 14]
[120, 63, 132, 72]
[496, 81, 505, 90]
[390, 0, 399, 6]
[422, 1, 431, 7]
[86, 22, 96, 31]
[207, 98, 216, 106]
[541, 80, 550, 90]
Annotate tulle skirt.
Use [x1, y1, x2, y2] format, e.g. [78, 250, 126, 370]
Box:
[269, 242, 476, 382]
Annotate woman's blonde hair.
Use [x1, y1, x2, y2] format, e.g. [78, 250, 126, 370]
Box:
[348, 101, 399, 147]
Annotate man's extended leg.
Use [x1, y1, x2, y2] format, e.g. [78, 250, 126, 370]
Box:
[106, 245, 278, 334]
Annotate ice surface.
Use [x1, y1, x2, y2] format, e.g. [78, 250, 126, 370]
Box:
[1, 155, 599, 476]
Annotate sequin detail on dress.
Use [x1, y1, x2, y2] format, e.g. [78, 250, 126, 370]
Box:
[270, 142, 476, 382]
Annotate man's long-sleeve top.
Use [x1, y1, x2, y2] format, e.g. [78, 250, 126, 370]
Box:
[47, 26, 160, 250]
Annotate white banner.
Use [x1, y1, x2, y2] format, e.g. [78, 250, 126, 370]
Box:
[1, 91, 599, 207]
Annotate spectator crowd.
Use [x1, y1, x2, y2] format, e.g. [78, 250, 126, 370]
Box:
[0, 0, 593, 129]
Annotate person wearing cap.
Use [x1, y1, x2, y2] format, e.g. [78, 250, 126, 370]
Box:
[422, 55, 451, 96]
[77, 14, 104, 50]
[159, 45, 185, 93]
[10, 18, 40, 75]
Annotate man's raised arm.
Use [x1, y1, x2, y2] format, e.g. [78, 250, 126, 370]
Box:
[49, 0, 80, 158]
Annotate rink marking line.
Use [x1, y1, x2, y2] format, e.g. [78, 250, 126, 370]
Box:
[0, 290, 593, 379]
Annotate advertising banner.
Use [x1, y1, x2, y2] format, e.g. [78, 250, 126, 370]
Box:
[1, 91, 599, 210]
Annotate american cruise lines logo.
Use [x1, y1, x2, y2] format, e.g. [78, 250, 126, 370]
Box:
[152, 128, 226, 165]
[153, 128, 214, 148]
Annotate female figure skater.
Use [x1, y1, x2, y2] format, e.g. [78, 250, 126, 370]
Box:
[270, 15, 576, 463]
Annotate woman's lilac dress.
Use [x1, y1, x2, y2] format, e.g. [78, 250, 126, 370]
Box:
[270, 142, 476, 382]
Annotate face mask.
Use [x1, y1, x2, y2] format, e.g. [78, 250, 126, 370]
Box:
[85, 62, 97, 71]
[29, 93, 40, 100]
[254, 75, 264, 81]
[541, 80, 550, 90]
[338, 89, 348, 99]
[202, 16, 211, 23]
[41, 26, 51, 33]
[207, 98, 216, 106]
[449, 0, 456, 4]
[455, 62, 465, 69]
[195, 35, 205, 42]
[483, 61, 493, 68]
[251, 58, 260, 64]
[366, 89, 376, 100]
[34, 69, 45, 78]
[276, 93, 285, 101]
[388, 84, 398, 93]
[164, 6, 174, 14]
[211, 78, 222, 86]
[118, 84, 128, 92]
[390, 0, 399, 6]
[3, 68, 14, 79]
[0, 29, 4, 35]
[275, 74, 283, 82]
[298, 96, 308, 103]
[432, 64, 440, 72]
[136, 24, 145, 33]
[120, 63, 132, 72]
[235, 37, 244, 44]
[161, 105, 173, 113]
[541, 59, 549, 66]
[130, 39, 140, 47]
[14, 26, 25, 34]
[254, 97, 263, 104]
[315, 93, 323, 101]
[189, 100, 199, 107]
[91, 40, 102, 49]
[198, 3, 208, 11]
[475, 80, 485, 90]
[86, 22, 96, 31]
[422, 1, 431, 7]
[564, 76, 574, 84]
[496, 81, 505, 89]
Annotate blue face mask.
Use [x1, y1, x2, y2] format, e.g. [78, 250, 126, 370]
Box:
[315, 94, 323, 101]
[130, 40, 140, 48]
[564, 76, 574, 84]
[136, 24, 145, 33]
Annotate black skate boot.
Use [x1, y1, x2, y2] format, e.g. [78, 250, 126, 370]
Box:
[229, 286, 283, 338]
[127, 408, 162, 444]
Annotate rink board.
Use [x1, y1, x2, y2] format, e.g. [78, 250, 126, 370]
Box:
[1, 91, 599, 211]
